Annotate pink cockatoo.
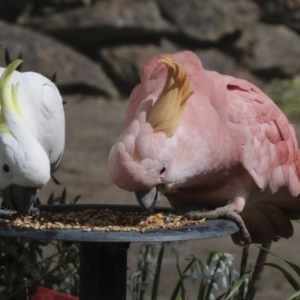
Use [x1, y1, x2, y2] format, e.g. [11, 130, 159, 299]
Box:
[108, 51, 300, 245]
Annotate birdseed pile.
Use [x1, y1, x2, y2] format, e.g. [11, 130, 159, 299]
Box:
[3, 209, 205, 233]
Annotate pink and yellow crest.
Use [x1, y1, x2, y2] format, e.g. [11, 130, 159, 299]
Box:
[146, 55, 194, 137]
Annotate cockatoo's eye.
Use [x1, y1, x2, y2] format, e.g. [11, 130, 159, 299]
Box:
[3, 164, 9, 173]
[2, 163, 13, 178]
[160, 167, 166, 175]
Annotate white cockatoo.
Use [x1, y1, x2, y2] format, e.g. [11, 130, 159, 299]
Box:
[0, 60, 65, 218]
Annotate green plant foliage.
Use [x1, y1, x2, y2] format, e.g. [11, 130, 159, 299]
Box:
[127, 243, 245, 300]
[267, 79, 300, 120]
[128, 243, 159, 300]
[4, 50, 22, 71]
[257, 246, 300, 296]
[0, 186, 80, 299]
[0, 238, 79, 299]
[128, 244, 300, 300]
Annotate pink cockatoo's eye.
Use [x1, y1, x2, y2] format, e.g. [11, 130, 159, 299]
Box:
[159, 167, 166, 175]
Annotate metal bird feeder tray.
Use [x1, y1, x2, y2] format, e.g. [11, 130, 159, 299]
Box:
[0, 204, 239, 300]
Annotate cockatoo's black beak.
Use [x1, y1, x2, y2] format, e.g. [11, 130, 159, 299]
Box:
[1, 185, 39, 218]
[135, 184, 166, 212]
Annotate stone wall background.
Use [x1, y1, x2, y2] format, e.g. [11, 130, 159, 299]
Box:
[3, 0, 300, 97]
[1, 1, 300, 299]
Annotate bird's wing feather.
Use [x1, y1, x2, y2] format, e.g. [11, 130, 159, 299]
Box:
[226, 77, 300, 196]
[0, 67, 65, 172]
[40, 82, 65, 172]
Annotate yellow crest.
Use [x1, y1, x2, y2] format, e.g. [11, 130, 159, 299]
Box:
[0, 60, 24, 135]
[146, 55, 194, 137]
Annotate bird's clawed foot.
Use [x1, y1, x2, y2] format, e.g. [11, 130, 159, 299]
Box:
[0, 207, 39, 220]
[183, 207, 251, 246]
[0, 202, 39, 220]
[28, 205, 40, 218]
[0, 208, 17, 220]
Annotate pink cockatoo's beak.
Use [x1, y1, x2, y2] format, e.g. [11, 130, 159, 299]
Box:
[109, 54, 193, 211]
[135, 184, 166, 211]
[134, 55, 194, 211]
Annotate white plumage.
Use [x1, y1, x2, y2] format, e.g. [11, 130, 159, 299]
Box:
[0, 60, 65, 217]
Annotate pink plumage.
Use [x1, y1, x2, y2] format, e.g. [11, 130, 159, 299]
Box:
[108, 51, 300, 245]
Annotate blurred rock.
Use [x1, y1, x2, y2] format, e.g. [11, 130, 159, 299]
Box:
[195, 49, 236, 75]
[0, 0, 90, 23]
[157, 0, 260, 42]
[99, 42, 264, 95]
[0, 21, 118, 97]
[20, 0, 176, 47]
[254, 0, 300, 32]
[195, 48, 264, 88]
[236, 23, 300, 78]
[0, 0, 31, 22]
[98, 39, 180, 94]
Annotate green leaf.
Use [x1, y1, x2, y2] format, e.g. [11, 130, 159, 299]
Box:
[16, 53, 22, 71]
[215, 292, 226, 300]
[225, 270, 251, 300]
[257, 246, 300, 277]
[71, 195, 81, 204]
[60, 188, 67, 204]
[267, 79, 300, 120]
[287, 290, 300, 300]
[170, 256, 197, 300]
[35, 197, 42, 205]
[177, 260, 186, 300]
[4, 49, 11, 66]
[51, 71, 57, 83]
[262, 263, 300, 291]
[4, 50, 22, 71]
[51, 175, 61, 185]
[206, 251, 218, 266]
[47, 192, 55, 205]
[196, 280, 207, 300]
[151, 243, 164, 300]
[205, 258, 221, 300]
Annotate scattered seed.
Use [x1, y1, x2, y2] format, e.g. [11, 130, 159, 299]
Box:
[3, 208, 205, 233]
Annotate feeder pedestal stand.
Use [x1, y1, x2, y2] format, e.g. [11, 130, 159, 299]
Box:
[80, 242, 129, 300]
[0, 204, 239, 300]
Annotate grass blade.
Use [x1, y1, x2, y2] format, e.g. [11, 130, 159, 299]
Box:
[47, 192, 55, 205]
[257, 246, 300, 276]
[4, 49, 11, 66]
[261, 262, 300, 291]
[287, 290, 300, 300]
[170, 257, 197, 300]
[60, 188, 67, 204]
[16, 53, 22, 71]
[204, 258, 221, 300]
[196, 280, 207, 300]
[51, 175, 61, 185]
[51, 71, 57, 83]
[71, 195, 81, 204]
[246, 243, 270, 300]
[177, 256, 186, 300]
[151, 243, 165, 300]
[225, 270, 251, 300]
[170, 255, 187, 300]
[215, 292, 226, 300]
